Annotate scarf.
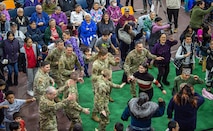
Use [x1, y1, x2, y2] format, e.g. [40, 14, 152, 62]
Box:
[16, 16, 25, 25]
[24, 44, 37, 68]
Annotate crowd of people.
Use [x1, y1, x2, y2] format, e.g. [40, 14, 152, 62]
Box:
[0, 0, 212, 130]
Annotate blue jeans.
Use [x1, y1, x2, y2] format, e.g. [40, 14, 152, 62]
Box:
[84, 64, 89, 77]
[7, 62, 19, 84]
[145, 31, 151, 42]
[111, 33, 118, 47]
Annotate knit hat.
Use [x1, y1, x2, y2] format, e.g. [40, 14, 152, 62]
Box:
[154, 17, 162, 22]
[182, 68, 191, 75]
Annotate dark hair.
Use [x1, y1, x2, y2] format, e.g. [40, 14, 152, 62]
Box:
[202, 24, 209, 34]
[70, 71, 79, 81]
[139, 63, 148, 72]
[75, 4, 81, 9]
[24, 37, 32, 43]
[123, 24, 132, 33]
[29, 20, 36, 24]
[6, 31, 15, 39]
[55, 38, 64, 45]
[114, 122, 124, 131]
[135, 40, 143, 46]
[102, 30, 110, 36]
[40, 61, 50, 67]
[173, 84, 198, 107]
[98, 47, 108, 57]
[65, 44, 73, 49]
[5, 90, 14, 98]
[42, 45, 48, 52]
[196, 0, 204, 6]
[0, 79, 6, 86]
[9, 122, 20, 130]
[101, 12, 110, 23]
[83, 47, 90, 53]
[13, 112, 22, 120]
[185, 33, 192, 39]
[73, 123, 83, 131]
[63, 30, 71, 36]
[168, 120, 178, 131]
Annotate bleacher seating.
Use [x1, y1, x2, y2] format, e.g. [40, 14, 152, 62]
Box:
[24, 6, 36, 18]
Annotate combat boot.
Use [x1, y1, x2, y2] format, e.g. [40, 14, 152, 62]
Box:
[92, 112, 100, 122]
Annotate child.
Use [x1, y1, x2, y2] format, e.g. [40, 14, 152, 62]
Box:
[129, 63, 166, 100]
[90, 2, 103, 23]
[13, 112, 27, 131]
[0, 90, 35, 131]
[82, 48, 91, 77]
[41, 45, 49, 60]
[9, 122, 21, 131]
[0, 79, 6, 129]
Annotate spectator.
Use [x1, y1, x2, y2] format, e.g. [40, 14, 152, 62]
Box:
[121, 92, 166, 131]
[125, 0, 134, 11]
[172, 68, 204, 95]
[2, 31, 20, 86]
[94, 0, 106, 9]
[141, 0, 151, 14]
[9, 122, 21, 131]
[58, 0, 77, 13]
[0, 90, 35, 131]
[190, 1, 213, 32]
[63, 30, 84, 67]
[175, 34, 195, 76]
[0, 3, 10, 21]
[166, 120, 179, 131]
[13, 112, 27, 131]
[51, 6, 68, 30]
[166, 0, 181, 33]
[0, 13, 10, 39]
[118, 7, 136, 28]
[26, 21, 45, 47]
[107, 0, 122, 26]
[152, 34, 178, 85]
[30, 5, 50, 33]
[20, 37, 41, 96]
[114, 122, 124, 131]
[97, 12, 118, 48]
[90, 2, 103, 23]
[42, 0, 57, 16]
[70, 4, 86, 27]
[167, 84, 205, 131]
[44, 19, 63, 45]
[12, 8, 29, 34]
[0, 79, 6, 129]
[179, 25, 196, 43]
[24, 0, 40, 7]
[79, 14, 97, 49]
[148, 17, 170, 51]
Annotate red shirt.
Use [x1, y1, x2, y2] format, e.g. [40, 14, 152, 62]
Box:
[19, 119, 26, 131]
[24, 44, 37, 68]
[118, 15, 136, 27]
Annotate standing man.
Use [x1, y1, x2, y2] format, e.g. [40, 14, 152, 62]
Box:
[58, 45, 84, 84]
[166, 0, 181, 33]
[45, 39, 65, 87]
[190, 1, 213, 32]
[123, 41, 164, 97]
[39, 86, 74, 131]
[33, 61, 55, 103]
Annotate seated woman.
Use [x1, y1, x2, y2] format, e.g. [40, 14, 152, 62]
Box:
[51, 6, 68, 31]
[42, 0, 57, 16]
[97, 12, 118, 48]
[0, 3, 10, 21]
[12, 8, 29, 34]
[107, 0, 122, 26]
[63, 30, 84, 67]
[90, 2, 103, 23]
[26, 21, 44, 47]
[70, 4, 86, 28]
[24, 0, 40, 7]
[79, 14, 97, 49]
[44, 19, 63, 45]
[0, 13, 10, 40]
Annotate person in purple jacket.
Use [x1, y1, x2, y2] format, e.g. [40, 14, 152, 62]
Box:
[24, 0, 40, 7]
[51, 6, 68, 29]
[167, 84, 205, 131]
[152, 33, 178, 85]
[63, 30, 84, 67]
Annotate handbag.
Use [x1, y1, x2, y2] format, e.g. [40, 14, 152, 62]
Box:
[173, 58, 184, 70]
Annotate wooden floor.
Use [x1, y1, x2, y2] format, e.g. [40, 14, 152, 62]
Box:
[1, 0, 211, 131]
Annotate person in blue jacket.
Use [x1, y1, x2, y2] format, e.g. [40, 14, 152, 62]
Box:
[121, 92, 166, 131]
[30, 5, 49, 33]
[167, 83, 205, 131]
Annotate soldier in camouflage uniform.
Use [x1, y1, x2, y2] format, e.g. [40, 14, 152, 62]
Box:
[123, 41, 164, 97]
[91, 48, 120, 122]
[64, 92, 90, 131]
[33, 61, 55, 103]
[93, 69, 125, 131]
[58, 45, 84, 84]
[39, 86, 74, 131]
[45, 39, 65, 87]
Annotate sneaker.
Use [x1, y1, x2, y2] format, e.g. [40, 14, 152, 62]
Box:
[173, 28, 178, 33]
[141, 10, 147, 14]
[27, 90, 34, 96]
[0, 124, 5, 129]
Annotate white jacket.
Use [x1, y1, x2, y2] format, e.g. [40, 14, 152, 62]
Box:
[166, 0, 181, 9]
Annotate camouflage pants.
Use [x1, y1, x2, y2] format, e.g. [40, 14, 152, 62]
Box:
[50, 70, 63, 87]
[130, 81, 137, 97]
[98, 111, 110, 131]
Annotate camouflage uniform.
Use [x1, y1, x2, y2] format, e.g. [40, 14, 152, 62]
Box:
[124, 49, 157, 97]
[93, 75, 120, 131]
[33, 69, 53, 103]
[58, 53, 83, 84]
[60, 79, 79, 101]
[45, 48, 65, 86]
[39, 95, 68, 131]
